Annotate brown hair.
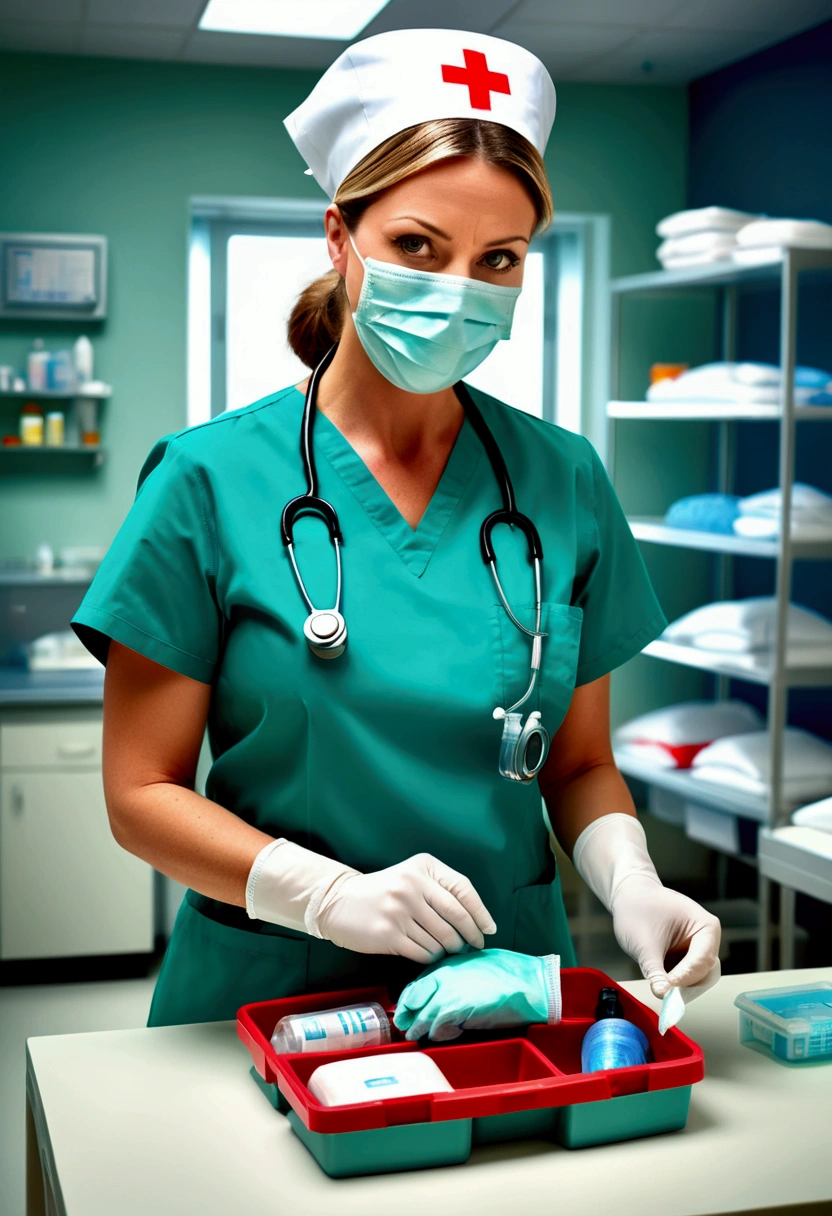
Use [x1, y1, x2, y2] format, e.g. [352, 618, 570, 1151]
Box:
[287, 118, 553, 369]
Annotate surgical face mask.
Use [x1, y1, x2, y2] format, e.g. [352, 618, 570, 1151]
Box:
[347, 231, 522, 394]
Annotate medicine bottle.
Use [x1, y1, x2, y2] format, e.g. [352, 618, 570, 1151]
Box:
[581, 987, 650, 1073]
[271, 1002, 391, 1054]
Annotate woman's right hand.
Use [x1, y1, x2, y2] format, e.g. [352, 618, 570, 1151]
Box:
[309, 853, 497, 964]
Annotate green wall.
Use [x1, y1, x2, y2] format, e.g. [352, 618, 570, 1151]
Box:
[0, 51, 709, 719]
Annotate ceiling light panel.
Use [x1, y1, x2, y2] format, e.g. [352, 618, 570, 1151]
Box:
[199, 0, 392, 40]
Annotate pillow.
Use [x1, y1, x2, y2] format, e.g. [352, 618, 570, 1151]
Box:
[614, 700, 762, 769]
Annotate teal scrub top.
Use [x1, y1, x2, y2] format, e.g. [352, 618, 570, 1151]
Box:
[72, 382, 666, 1025]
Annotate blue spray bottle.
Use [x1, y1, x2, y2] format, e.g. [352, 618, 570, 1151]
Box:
[581, 987, 650, 1073]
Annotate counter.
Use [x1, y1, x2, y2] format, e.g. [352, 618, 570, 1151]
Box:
[25, 966, 832, 1216]
[0, 666, 104, 707]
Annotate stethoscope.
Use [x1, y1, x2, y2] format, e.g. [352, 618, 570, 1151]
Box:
[281, 344, 550, 784]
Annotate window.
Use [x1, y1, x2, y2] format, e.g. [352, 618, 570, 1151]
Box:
[189, 199, 601, 434]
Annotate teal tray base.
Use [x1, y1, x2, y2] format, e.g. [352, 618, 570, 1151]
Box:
[557, 1085, 691, 1148]
[249, 1065, 290, 1113]
[248, 1068, 693, 1172]
[287, 1109, 473, 1178]
[473, 1106, 558, 1144]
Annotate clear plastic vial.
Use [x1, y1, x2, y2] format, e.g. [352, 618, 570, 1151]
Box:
[271, 1002, 391, 1054]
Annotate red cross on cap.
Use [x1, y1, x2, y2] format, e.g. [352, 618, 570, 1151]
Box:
[441, 48, 511, 111]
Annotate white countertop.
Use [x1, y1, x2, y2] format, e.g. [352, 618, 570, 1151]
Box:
[26, 967, 832, 1216]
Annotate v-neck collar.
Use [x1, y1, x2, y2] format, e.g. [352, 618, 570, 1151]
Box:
[291, 385, 484, 578]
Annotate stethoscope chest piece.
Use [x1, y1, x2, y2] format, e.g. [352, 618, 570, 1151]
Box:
[494, 709, 550, 783]
[303, 609, 347, 659]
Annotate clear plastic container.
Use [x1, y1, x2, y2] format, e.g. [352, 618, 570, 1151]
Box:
[271, 1002, 391, 1055]
[734, 980, 832, 1062]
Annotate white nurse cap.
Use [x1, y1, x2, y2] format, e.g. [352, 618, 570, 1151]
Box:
[284, 28, 556, 200]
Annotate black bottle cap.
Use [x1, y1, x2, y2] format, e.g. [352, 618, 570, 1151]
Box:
[595, 986, 624, 1020]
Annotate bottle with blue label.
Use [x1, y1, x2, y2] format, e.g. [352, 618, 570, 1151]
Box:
[271, 1002, 391, 1054]
[581, 987, 651, 1073]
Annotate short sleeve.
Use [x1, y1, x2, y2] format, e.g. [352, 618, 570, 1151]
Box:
[71, 437, 221, 684]
[572, 437, 667, 686]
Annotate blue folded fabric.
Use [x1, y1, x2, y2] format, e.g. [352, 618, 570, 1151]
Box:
[665, 493, 741, 534]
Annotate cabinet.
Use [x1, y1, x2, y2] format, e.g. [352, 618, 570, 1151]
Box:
[0, 711, 153, 961]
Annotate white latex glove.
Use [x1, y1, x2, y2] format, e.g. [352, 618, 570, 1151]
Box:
[572, 814, 721, 1006]
[246, 840, 496, 965]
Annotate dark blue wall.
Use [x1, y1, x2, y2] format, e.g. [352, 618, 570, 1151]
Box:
[688, 20, 832, 738]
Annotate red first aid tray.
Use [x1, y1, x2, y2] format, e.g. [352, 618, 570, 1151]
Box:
[237, 967, 704, 1136]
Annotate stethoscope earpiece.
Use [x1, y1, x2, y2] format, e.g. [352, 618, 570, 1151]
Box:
[285, 346, 550, 779]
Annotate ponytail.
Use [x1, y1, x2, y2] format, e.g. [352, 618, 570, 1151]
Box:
[287, 269, 345, 370]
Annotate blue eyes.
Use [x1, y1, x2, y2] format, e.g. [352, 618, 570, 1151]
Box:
[391, 235, 520, 273]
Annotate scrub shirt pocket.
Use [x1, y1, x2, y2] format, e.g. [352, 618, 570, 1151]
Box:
[490, 601, 583, 737]
[147, 890, 310, 1027]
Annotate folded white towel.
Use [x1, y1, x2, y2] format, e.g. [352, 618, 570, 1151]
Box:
[661, 598, 832, 654]
[792, 795, 832, 834]
[735, 218, 832, 249]
[658, 250, 735, 270]
[657, 206, 760, 240]
[614, 700, 763, 769]
[658, 232, 739, 258]
[647, 363, 832, 404]
[738, 484, 832, 520]
[731, 246, 786, 266]
[691, 729, 832, 802]
[615, 700, 762, 746]
[733, 515, 832, 541]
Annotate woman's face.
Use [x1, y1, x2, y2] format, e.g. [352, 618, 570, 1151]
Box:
[327, 155, 539, 310]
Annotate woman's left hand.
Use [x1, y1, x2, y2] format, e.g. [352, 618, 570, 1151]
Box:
[610, 875, 722, 999]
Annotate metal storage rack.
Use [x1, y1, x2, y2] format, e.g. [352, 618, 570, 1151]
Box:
[607, 247, 832, 971]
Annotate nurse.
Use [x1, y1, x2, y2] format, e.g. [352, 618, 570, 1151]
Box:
[72, 27, 720, 1028]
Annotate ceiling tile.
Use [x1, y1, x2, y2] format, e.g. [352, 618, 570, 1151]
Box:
[509, 0, 685, 26]
[364, 0, 518, 36]
[665, 0, 832, 35]
[182, 28, 340, 69]
[86, 0, 206, 28]
[0, 0, 83, 18]
[571, 25, 780, 83]
[494, 19, 640, 56]
[79, 24, 186, 58]
[0, 19, 79, 52]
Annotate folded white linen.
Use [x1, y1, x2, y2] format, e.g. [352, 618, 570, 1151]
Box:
[792, 795, 832, 833]
[733, 515, 832, 541]
[691, 729, 832, 802]
[738, 483, 832, 520]
[658, 250, 734, 270]
[735, 218, 832, 249]
[614, 699, 762, 757]
[731, 246, 786, 266]
[658, 232, 739, 258]
[661, 597, 832, 653]
[691, 764, 832, 801]
[647, 362, 832, 404]
[657, 206, 760, 239]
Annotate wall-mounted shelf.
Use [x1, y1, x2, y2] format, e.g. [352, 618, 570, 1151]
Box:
[607, 400, 832, 421]
[642, 638, 832, 688]
[0, 444, 104, 467]
[611, 246, 832, 294]
[0, 387, 111, 401]
[627, 515, 832, 560]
